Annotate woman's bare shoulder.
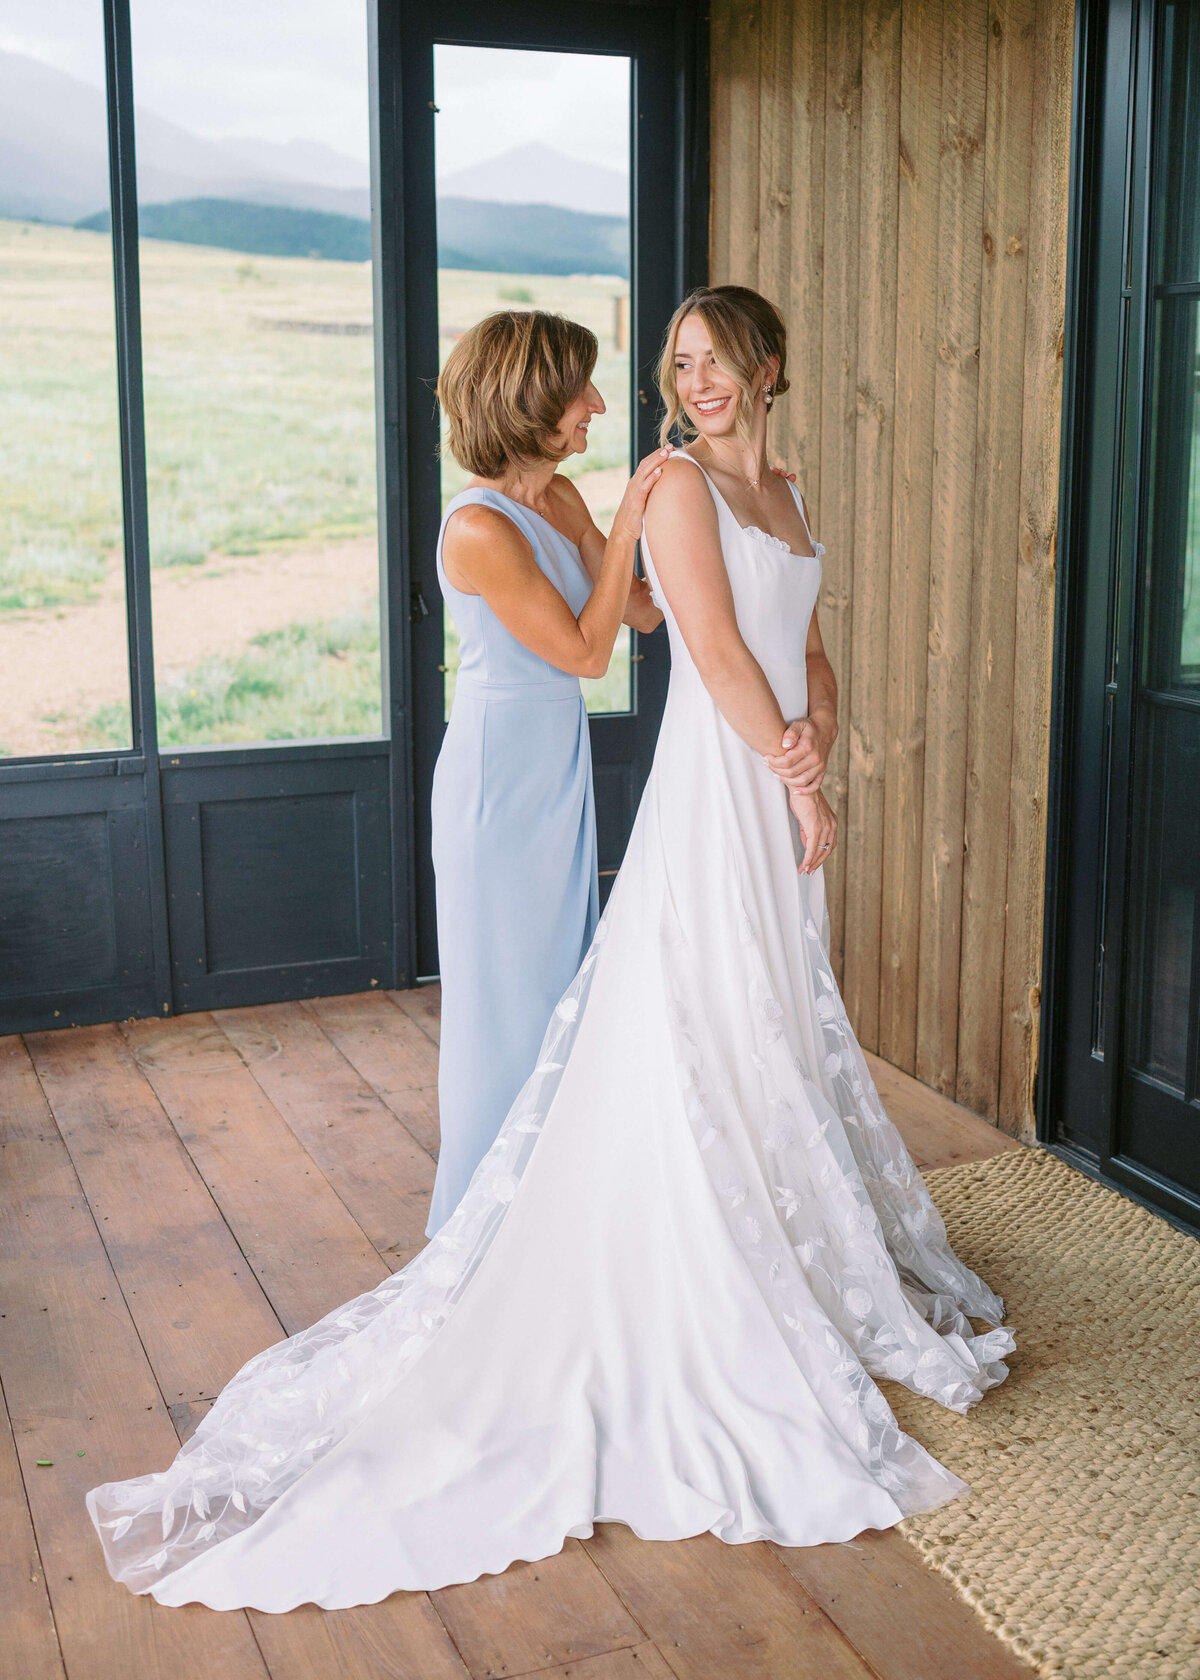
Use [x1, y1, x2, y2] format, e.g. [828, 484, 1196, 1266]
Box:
[446, 499, 522, 540]
[646, 453, 717, 517]
[443, 501, 533, 565]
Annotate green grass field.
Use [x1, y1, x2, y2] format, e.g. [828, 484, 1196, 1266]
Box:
[1, 219, 633, 750]
[86, 609, 384, 747]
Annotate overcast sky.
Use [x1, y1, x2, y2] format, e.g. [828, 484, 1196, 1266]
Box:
[2, 1, 629, 176]
[434, 46, 628, 178]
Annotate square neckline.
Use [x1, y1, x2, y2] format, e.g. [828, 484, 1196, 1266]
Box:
[673, 450, 823, 561]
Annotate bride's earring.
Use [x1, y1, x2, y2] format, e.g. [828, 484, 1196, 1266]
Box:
[763, 385, 773, 407]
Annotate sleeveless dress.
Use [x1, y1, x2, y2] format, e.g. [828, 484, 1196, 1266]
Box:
[426, 487, 599, 1234]
[86, 451, 1014, 1610]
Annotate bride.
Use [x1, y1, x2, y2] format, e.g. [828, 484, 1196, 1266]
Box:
[87, 284, 1013, 1612]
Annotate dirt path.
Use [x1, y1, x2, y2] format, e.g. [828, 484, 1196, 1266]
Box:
[0, 467, 629, 758]
[0, 537, 378, 757]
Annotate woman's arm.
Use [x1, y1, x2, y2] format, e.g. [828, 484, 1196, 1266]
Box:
[765, 609, 839, 793]
[443, 452, 667, 679]
[556, 478, 664, 634]
[763, 489, 838, 793]
[641, 459, 790, 754]
[643, 463, 839, 874]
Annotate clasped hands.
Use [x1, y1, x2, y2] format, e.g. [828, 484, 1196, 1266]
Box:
[763, 713, 838, 876]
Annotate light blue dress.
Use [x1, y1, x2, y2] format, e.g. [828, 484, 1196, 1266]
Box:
[426, 487, 600, 1235]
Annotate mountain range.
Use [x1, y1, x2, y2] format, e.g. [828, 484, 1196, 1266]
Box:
[0, 51, 626, 225]
[1, 49, 629, 274]
[0, 50, 370, 224]
[76, 194, 628, 276]
[436, 143, 626, 217]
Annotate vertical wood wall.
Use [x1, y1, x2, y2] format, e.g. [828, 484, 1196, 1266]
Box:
[709, 0, 1074, 1137]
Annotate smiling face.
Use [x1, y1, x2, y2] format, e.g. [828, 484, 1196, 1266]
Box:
[671, 313, 743, 438]
[548, 381, 606, 459]
[671, 312, 778, 442]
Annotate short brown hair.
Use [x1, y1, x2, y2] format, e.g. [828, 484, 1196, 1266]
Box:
[438, 310, 599, 478]
[656, 285, 790, 451]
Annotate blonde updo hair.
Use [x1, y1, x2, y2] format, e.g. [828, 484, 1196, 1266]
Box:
[438, 310, 599, 479]
[656, 285, 789, 450]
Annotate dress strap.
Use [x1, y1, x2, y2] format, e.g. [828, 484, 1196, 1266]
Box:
[785, 478, 814, 543]
[784, 478, 825, 559]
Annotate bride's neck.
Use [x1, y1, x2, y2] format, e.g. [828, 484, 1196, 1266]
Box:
[692, 420, 769, 491]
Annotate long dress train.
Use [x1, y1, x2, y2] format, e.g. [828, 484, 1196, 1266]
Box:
[86, 452, 1013, 1611]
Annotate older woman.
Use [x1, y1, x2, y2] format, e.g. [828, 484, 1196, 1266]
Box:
[425, 310, 666, 1233]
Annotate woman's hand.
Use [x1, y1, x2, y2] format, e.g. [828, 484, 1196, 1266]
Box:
[623, 570, 662, 633]
[609, 448, 672, 545]
[789, 787, 838, 874]
[765, 715, 833, 794]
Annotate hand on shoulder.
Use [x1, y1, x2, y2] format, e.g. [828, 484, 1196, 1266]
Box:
[642, 453, 725, 585]
[645, 452, 716, 519]
[648, 451, 699, 496]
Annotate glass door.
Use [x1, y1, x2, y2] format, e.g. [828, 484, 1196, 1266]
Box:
[129, 0, 394, 1009]
[0, 0, 159, 1033]
[0, 7, 131, 761]
[1118, 0, 1200, 1191]
[0, 0, 703, 1031]
[433, 44, 633, 722]
[1043, 0, 1200, 1228]
[398, 0, 701, 973]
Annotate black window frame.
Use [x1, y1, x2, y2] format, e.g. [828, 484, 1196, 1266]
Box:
[0, 0, 708, 1032]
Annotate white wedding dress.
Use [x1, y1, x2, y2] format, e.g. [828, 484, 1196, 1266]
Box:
[87, 451, 1013, 1612]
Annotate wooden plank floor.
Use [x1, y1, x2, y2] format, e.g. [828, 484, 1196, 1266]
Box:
[0, 988, 1031, 1680]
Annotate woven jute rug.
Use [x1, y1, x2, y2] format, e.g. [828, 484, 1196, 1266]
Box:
[888, 1147, 1200, 1680]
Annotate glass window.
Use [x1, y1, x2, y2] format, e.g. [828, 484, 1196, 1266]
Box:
[1124, 0, 1200, 1102]
[0, 1, 130, 757]
[433, 45, 632, 720]
[121, 0, 382, 748]
[1147, 1, 1200, 687]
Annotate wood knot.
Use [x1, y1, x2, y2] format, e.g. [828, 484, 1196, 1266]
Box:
[1006, 235, 1024, 257]
[983, 230, 995, 258]
[849, 726, 876, 779]
[944, 121, 981, 160]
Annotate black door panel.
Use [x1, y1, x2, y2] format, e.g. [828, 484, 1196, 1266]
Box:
[161, 746, 391, 1011]
[0, 761, 160, 1032]
[1043, 0, 1200, 1229]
